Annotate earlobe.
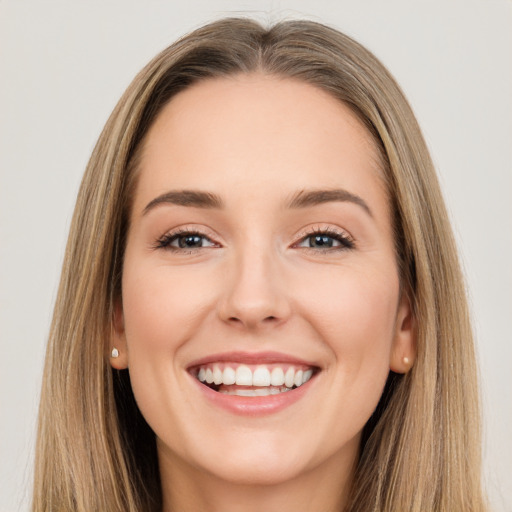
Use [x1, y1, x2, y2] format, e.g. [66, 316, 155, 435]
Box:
[390, 293, 416, 374]
[110, 300, 129, 370]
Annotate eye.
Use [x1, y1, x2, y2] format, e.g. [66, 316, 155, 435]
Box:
[295, 228, 354, 251]
[155, 230, 218, 251]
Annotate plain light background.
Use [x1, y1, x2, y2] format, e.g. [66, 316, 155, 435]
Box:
[1, 1, 511, 510]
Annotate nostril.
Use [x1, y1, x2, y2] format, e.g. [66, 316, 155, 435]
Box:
[226, 314, 278, 326]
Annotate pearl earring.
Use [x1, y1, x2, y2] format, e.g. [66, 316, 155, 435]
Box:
[403, 356, 410, 366]
[111, 347, 119, 358]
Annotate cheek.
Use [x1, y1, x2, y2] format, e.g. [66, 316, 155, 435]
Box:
[293, 262, 399, 381]
[119, 258, 222, 435]
[121, 261, 218, 354]
[309, 268, 398, 433]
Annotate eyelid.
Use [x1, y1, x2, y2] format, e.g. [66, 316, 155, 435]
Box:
[152, 223, 355, 252]
[153, 225, 222, 251]
[292, 224, 355, 249]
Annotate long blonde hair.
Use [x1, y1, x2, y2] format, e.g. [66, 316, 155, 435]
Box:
[33, 18, 486, 511]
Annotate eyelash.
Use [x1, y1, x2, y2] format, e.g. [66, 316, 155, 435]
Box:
[294, 227, 355, 251]
[153, 228, 218, 253]
[154, 226, 355, 253]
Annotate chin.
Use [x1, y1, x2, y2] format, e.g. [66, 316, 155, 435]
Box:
[200, 451, 311, 486]
[183, 425, 351, 487]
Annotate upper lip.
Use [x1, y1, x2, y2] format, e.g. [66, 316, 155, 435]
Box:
[187, 351, 320, 369]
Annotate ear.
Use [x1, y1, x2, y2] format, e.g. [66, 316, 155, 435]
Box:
[110, 300, 129, 370]
[389, 292, 416, 374]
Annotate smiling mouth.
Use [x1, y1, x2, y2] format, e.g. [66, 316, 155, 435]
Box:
[191, 363, 316, 396]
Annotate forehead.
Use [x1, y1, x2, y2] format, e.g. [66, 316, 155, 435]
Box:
[134, 74, 387, 212]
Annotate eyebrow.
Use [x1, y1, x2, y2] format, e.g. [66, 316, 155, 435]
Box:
[143, 189, 224, 214]
[142, 187, 372, 217]
[287, 189, 373, 217]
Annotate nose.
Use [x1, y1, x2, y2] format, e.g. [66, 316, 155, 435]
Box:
[217, 246, 292, 330]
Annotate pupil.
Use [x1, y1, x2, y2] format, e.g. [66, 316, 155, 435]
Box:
[312, 235, 333, 247]
[179, 235, 202, 248]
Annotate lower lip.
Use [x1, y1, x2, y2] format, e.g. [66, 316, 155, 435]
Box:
[191, 375, 316, 416]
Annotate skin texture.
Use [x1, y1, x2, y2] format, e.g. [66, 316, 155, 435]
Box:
[112, 74, 415, 512]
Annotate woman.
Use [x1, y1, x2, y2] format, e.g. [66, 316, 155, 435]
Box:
[32, 17, 486, 511]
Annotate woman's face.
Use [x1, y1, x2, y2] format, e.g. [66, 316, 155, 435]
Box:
[113, 74, 414, 489]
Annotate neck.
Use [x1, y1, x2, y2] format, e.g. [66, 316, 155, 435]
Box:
[158, 438, 359, 512]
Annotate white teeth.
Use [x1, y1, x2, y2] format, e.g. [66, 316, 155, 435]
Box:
[220, 386, 293, 396]
[284, 367, 295, 388]
[222, 366, 236, 385]
[195, 363, 316, 391]
[254, 388, 271, 396]
[270, 367, 285, 386]
[235, 365, 253, 386]
[252, 366, 271, 386]
[220, 388, 290, 396]
[235, 389, 257, 396]
[213, 365, 223, 385]
[302, 369, 313, 384]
